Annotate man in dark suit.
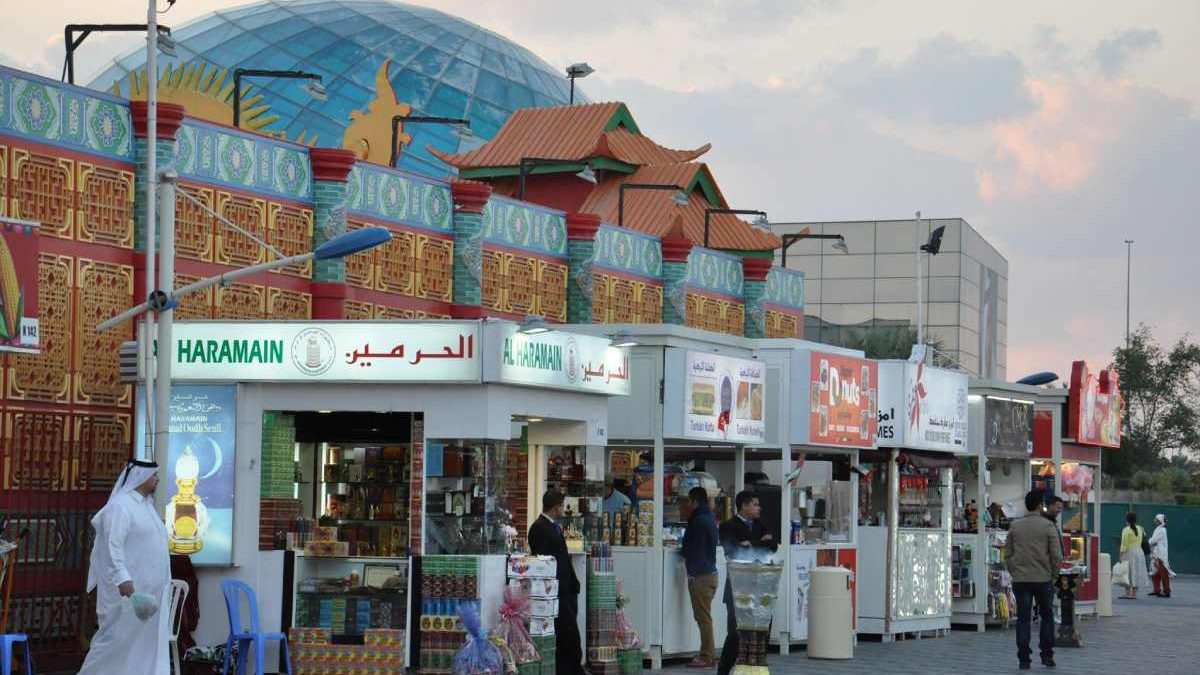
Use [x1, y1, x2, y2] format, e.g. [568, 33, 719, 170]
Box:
[528, 490, 585, 675]
[717, 490, 778, 675]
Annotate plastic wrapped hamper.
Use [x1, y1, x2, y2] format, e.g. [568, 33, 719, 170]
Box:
[726, 560, 784, 675]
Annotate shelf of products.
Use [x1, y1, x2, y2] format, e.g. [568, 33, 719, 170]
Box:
[951, 543, 976, 599]
[789, 456, 853, 545]
[546, 447, 604, 552]
[314, 443, 412, 558]
[418, 555, 481, 675]
[292, 555, 409, 638]
[424, 441, 513, 555]
[985, 530, 1015, 626]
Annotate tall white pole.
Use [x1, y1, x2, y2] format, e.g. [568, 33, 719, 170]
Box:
[915, 211, 923, 347]
[141, 0, 158, 461]
[1124, 239, 1134, 349]
[155, 172, 176, 475]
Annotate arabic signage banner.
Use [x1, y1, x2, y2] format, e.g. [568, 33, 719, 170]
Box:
[161, 322, 481, 383]
[679, 350, 766, 443]
[0, 218, 40, 354]
[483, 322, 631, 396]
[136, 385, 236, 566]
[807, 351, 877, 448]
[1068, 360, 1122, 448]
[984, 397, 1034, 457]
[877, 362, 968, 452]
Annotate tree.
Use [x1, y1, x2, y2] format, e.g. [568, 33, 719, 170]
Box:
[832, 325, 946, 363]
[1106, 324, 1200, 477]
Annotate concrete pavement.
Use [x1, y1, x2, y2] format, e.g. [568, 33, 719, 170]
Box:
[660, 576, 1199, 674]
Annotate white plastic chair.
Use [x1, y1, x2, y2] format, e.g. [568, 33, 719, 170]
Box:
[168, 579, 190, 675]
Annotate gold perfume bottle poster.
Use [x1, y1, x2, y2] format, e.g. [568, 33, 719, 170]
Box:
[140, 385, 237, 565]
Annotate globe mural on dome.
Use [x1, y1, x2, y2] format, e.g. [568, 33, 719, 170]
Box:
[87, 0, 587, 178]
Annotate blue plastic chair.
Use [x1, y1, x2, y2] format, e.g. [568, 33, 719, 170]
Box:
[220, 580, 291, 675]
[0, 634, 33, 675]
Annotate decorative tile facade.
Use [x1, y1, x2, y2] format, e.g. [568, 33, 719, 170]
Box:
[345, 217, 454, 307]
[686, 291, 746, 336]
[482, 197, 567, 257]
[593, 224, 662, 278]
[0, 66, 132, 159]
[764, 267, 806, 311]
[175, 119, 312, 202]
[345, 163, 452, 232]
[686, 247, 744, 298]
[482, 249, 568, 321]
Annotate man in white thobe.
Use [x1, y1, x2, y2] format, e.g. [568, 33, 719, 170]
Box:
[79, 459, 172, 675]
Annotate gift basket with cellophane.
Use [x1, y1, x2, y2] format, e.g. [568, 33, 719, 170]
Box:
[727, 559, 784, 675]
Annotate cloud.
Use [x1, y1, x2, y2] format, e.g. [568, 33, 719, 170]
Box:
[1093, 28, 1162, 77]
[824, 34, 1033, 126]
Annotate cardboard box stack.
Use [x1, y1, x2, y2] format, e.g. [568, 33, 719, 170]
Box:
[260, 412, 301, 550]
[507, 555, 558, 675]
[586, 543, 619, 675]
[290, 627, 405, 675]
[419, 556, 480, 674]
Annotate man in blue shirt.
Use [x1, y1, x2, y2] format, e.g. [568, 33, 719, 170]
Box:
[604, 478, 632, 513]
[680, 486, 719, 667]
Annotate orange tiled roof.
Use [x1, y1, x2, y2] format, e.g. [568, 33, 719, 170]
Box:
[580, 165, 780, 251]
[431, 102, 709, 169]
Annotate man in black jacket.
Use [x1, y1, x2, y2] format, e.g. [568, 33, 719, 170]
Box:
[680, 487, 719, 667]
[528, 490, 585, 675]
[717, 490, 778, 675]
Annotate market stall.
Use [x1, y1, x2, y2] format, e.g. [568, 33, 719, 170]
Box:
[856, 358, 968, 640]
[951, 381, 1038, 631]
[755, 342, 873, 651]
[141, 319, 628, 674]
[567, 324, 775, 669]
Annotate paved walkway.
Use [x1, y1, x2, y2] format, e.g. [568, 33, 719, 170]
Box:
[661, 576, 1200, 675]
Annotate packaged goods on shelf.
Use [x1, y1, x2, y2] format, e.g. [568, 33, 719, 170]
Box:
[508, 555, 557, 579]
[528, 617, 555, 636]
[508, 577, 559, 598]
[618, 649, 643, 675]
[289, 627, 404, 675]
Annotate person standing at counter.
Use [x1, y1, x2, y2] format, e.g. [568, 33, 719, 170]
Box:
[604, 479, 632, 513]
[1005, 491, 1062, 670]
[716, 491, 777, 675]
[680, 487, 719, 668]
[529, 491, 585, 675]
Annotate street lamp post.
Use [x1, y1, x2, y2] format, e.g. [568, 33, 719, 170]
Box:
[778, 232, 848, 268]
[914, 212, 946, 348]
[1124, 239, 1134, 348]
[62, 23, 174, 85]
[389, 115, 472, 167]
[618, 183, 688, 227]
[517, 157, 596, 200]
[142, 0, 159, 461]
[565, 62, 594, 105]
[703, 208, 767, 249]
[233, 69, 325, 128]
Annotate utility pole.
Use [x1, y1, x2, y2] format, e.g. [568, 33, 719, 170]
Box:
[141, 0, 158, 462]
[915, 211, 924, 347]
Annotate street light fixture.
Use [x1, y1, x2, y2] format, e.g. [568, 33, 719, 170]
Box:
[389, 115, 473, 167]
[518, 315, 552, 335]
[62, 23, 173, 84]
[914, 212, 946, 348]
[618, 183, 688, 227]
[517, 157, 596, 200]
[703, 208, 767, 249]
[610, 331, 639, 348]
[778, 231, 849, 268]
[566, 62, 594, 105]
[232, 68, 324, 128]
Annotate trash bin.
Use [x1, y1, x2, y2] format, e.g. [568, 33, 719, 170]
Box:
[807, 566, 853, 660]
[1098, 553, 1112, 617]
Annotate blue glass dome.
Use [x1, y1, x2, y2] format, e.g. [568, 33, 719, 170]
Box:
[88, 0, 587, 177]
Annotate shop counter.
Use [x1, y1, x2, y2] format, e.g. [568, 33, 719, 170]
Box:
[858, 526, 951, 638]
[612, 545, 729, 667]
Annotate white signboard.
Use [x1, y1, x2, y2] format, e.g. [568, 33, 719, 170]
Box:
[682, 350, 766, 443]
[161, 322, 481, 383]
[877, 361, 968, 452]
[484, 322, 630, 396]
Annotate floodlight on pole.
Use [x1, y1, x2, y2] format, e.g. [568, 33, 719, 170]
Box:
[703, 208, 767, 249]
[774, 224, 849, 268]
[389, 115, 471, 167]
[518, 315, 552, 335]
[62, 23, 173, 84]
[233, 69, 324, 128]
[618, 183, 687, 227]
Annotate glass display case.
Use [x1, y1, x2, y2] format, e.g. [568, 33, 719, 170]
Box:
[423, 440, 513, 555]
[291, 554, 410, 637]
[545, 446, 605, 551]
[788, 454, 853, 545]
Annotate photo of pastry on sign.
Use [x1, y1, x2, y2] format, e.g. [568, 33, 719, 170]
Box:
[809, 352, 878, 448]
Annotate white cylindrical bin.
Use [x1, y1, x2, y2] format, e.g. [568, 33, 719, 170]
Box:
[807, 566, 853, 660]
[1098, 553, 1113, 617]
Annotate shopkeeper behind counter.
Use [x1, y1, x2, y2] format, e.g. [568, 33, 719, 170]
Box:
[604, 479, 632, 513]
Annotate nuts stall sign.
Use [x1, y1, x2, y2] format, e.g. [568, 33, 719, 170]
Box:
[806, 351, 878, 448]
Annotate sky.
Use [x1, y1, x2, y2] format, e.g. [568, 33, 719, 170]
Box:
[1, 0, 1196, 379]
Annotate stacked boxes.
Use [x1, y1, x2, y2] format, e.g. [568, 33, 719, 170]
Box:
[260, 497, 302, 550]
[260, 412, 300, 550]
[586, 544, 619, 675]
[419, 556, 480, 674]
[290, 627, 405, 675]
[508, 555, 558, 675]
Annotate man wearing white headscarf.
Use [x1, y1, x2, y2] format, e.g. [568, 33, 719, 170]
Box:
[79, 459, 171, 675]
[1149, 514, 1176, 598]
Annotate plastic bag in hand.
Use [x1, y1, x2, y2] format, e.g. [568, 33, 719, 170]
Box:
[131, 592, 159, 621]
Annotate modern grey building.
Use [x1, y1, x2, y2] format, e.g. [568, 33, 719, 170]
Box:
[773, 218, 1009, 379]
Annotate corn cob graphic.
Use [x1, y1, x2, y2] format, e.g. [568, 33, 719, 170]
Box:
[0, 233, 21, 340]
